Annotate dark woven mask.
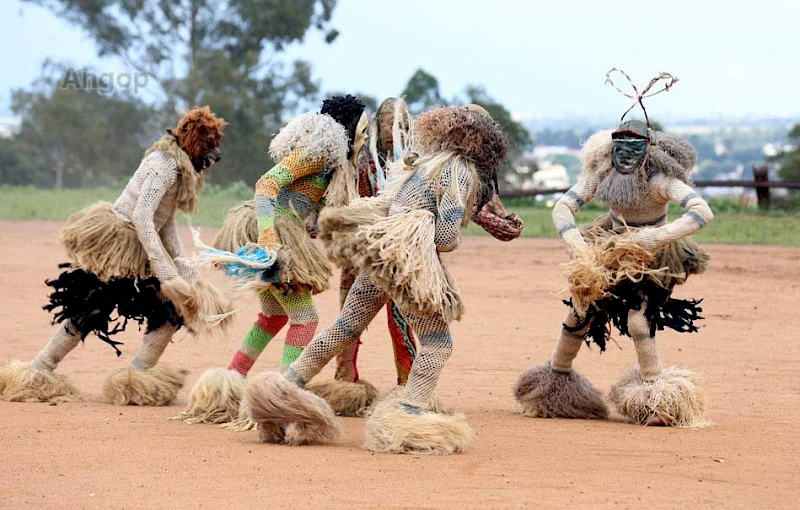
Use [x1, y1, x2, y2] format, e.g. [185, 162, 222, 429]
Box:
[612, 136, 648, 174]
[611, 119, 650, 174]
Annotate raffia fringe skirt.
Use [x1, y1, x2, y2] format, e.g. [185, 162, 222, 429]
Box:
[213, 201, 331, 294]
[58, 201, 149, 281]
[319, 198, 463, 322]
[582, 214, 709, 290]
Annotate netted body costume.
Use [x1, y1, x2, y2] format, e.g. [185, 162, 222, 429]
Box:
[246, 106, 509, 453]
[515, 118, 714, 427]
[179, 102, 365, 426]
[0, 107, 231, 405]
[312, 100, 524, 419]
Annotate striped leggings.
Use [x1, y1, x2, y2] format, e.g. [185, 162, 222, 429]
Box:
[228, 286, 318, 376]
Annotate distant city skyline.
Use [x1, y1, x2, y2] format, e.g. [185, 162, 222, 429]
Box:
[2, 0, 799, 122]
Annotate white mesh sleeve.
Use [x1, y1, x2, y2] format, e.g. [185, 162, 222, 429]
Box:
[632, 175, 714, 250]
[132, 162, 180, 282]
[552, 172, 599, 253]
[435, 162, 474, 252]
[160, 213, 199, 282]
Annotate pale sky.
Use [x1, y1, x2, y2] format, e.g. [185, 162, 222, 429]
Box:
[2, 0, 798, 120]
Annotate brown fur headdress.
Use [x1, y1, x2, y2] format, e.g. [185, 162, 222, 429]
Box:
[168, 106, 228, 171]
[412, 106, 509, 176]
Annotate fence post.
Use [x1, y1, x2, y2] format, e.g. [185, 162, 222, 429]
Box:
[752, 164, 770, 210]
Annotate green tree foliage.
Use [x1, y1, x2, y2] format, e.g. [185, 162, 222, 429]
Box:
[22, 0, 339, 185]
[461, 85, 534, 187]
[9, 61, 153, 189]
[401, 69, 448, 114]
[398, 70, 534, 189]
[0, 138, 50, 187]
[778, 124, 800, 181]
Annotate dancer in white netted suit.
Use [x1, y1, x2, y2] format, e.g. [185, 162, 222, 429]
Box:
[515, 71, 714, 427]
[0, 107, 232, 406]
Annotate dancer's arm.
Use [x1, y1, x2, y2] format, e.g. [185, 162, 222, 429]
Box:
[631, 176, 714, 250]
[160, 213, 199, 282]
[471, 194, 524, 242]
[131, 156, 180, 282]
[435, 161, 475, 252]
[552, 172, 600, 254]
[255, 148, 325, 249]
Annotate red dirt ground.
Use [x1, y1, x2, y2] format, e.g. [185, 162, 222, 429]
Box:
[1, 220, 798, 509]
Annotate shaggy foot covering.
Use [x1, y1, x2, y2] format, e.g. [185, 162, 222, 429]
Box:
[305, 378, 379, 417]
[514, 361, 608, 419]
[221, 398, 257, 431]
[247, 371, 342, 445]
[0, 360, 81, 403]
[176, 368, 247, 424]
[103, 366, 187, 406]
[363, 397, 472, 455]
[609, 366, 709, 428]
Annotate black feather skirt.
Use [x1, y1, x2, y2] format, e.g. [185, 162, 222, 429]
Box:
[565, 216, 709, 351]
[43, 264, 182, 356]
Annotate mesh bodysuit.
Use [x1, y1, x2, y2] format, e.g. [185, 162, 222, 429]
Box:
[115, 150, 196, 282]
[334, 152, 415, 384]
[286, 157, 475, 409]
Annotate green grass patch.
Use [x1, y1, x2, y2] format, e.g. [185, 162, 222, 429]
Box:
[1, 185, 799, 246]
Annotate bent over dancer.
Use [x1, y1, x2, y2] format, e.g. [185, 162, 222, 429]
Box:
[0, 107, 231, 405]
[307, 98, 524, 417]
[178, 95, 367, 427]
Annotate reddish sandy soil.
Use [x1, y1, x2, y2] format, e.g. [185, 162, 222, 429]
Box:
[1, 220, 798, 509]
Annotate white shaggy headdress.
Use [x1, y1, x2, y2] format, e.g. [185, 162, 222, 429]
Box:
[268, 112, 357, 207]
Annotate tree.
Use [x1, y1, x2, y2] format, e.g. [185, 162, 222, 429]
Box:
[325, 91, 378, 113]
[10, 61, 154, 188]
[778, 124, 800, 181]
[401, 69, 448, 115]
[23, 0, 340, 185]
[461, 85, 534, 187]
[0, 137, 51, 187]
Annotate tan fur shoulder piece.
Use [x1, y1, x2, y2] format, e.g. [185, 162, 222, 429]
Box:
[145, 134, 204, 213]
[648, 132, 697, 183]
[580, 129, 614, 180]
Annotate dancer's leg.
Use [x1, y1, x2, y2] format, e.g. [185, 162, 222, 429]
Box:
[386, 301, 415, 386]
[247, 272, 388, 444]
[363, 309, 472, 454]
[229, 291, 289, 375]
[287, 272, 388, 385]
[271, 286, 319, 371]
[334, 267, 361, 382]
[513, 309, 608, 419]
[33, 321, 87, 373]
[610, 306, 707, 427]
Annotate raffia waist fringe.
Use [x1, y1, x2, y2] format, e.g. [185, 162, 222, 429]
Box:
[213, 201, 331, 294]
[581, 214, 709, 289]
[319, 198, 463, 322]
[58, 201, 150, 281]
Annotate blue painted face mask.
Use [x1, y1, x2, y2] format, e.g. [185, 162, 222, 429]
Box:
[612, 136, 649, 175]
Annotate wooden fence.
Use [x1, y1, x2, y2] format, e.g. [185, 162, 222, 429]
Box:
[499, 164, 799, 210]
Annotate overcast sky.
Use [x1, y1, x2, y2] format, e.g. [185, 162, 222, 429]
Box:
[2, 0, 798, 121]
